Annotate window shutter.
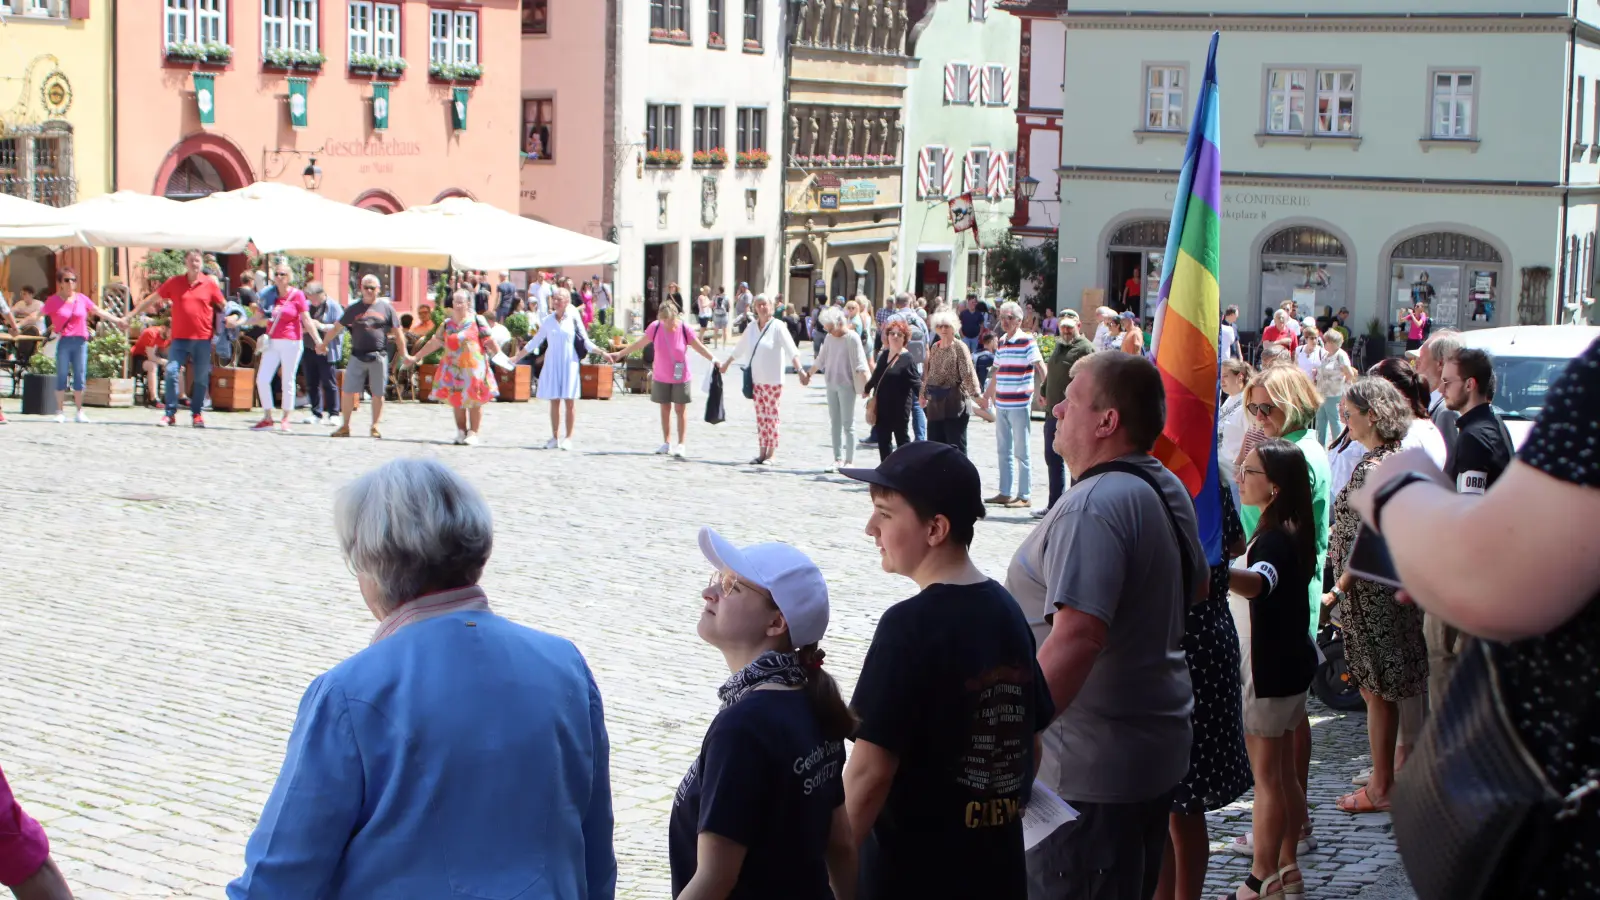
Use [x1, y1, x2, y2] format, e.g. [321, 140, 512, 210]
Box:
[978, 67, 992, 105]
[944, 64, 956, 103]
[986, 152, 1001, 200]
[1002, 67, 1014, 105]
[964, 151, 980, 194]
[69, 0, 90, 18]
[969, 0, 983, 19]
[941, 146, 955, 197]
[917, 147, 934, 198]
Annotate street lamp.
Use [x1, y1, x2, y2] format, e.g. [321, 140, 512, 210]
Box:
[1017, 175, 1040, 202]
[302, 157, 323, 191]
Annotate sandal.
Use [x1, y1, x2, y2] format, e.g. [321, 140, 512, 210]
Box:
[1337, 785, 1391, 814]
[1220, 871, 1284, 900]
[1278, 864, 1304, 897]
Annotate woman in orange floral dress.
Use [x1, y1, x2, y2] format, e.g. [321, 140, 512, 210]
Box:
[406, 289, 502, 445]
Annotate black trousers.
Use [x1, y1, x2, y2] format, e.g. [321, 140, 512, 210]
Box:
[876, 419, 911, 461]
[303, 352, 339, 418]
[1044, 415, 1066, 509]
[1027, 789, 1176, 900]
[926, 413, 969, 456]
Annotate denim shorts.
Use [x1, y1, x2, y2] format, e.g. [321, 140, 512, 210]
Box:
[55, 335, 88, 392]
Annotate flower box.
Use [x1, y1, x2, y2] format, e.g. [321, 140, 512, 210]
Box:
[742, 39, 762, 52]
[83, 377, 135, 408]
[645, 148, 684, 168]
[708, 33, 726, 48]
[350, 53, 407, 77]
[736, 149, 771, 168]
[165, 42, 206, 63]
[428, 61, 482, 82]
[693, 148, 729, 167]
[650, 27, 692, 44]
[494, 364, 532, 402]
[201, 42, 233, 64]
[580, 363, 614, 400]
[209, 367, 256, 411]
[264, 48, 326, 71]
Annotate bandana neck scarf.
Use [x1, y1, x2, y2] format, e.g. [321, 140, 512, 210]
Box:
[716, 650, 806, 709]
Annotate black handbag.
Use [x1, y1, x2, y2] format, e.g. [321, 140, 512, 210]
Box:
[705, 367, 726, 425]
[1392, 639, 1594, 900]
[741, 320, 773, 400]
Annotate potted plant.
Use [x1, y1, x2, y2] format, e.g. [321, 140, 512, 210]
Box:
[580, 322, 619, 400]
[295, 48, 327, 71]
[736, 149, 771, 168]
[349, 51, 382, 74]
[646, 148, 684, 168]
[264, 47, 297, 69]
[743, 38, 761, 51]
[22, 353, 58, 416]
[622, 347, 651, 394]
[83, 330, 134, 408]
[377, 56, 408, 77]
[494, 312, 533, 402]
[165, 41, 205, 63]
[1362, 316, 1388, 370]
[708, 32, 725, 48]
[201, 41, 233, 64]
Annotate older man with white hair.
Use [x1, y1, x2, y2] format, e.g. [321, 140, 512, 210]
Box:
[983, 301, 1047, 508]
[1416, 329, 1463, 456]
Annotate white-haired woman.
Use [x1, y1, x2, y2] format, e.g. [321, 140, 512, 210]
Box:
[1313, 329, 1355, 446]
[609, 300, 716, 457]
[719, 295, 801, 466]
[405, 289, 503, 446]
[1092, 306, 1119, 352]
[228, 458, 615, 898]
[921, 309, 982, 455]
[514, 287, 607, 450]
[801, 306, 869, 470]
[672, 528, 856, 898]
[845, 296, 875, 359]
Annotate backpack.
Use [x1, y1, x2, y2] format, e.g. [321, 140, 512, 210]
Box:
[896, 310, 928, 366]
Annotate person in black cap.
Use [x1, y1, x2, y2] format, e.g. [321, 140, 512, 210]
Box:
[839, 442, 1053, 900]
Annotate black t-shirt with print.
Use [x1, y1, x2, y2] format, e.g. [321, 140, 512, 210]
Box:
[338, 299, 397, 359]
[669, 689, 845, 899]
[849, 579, 1054, 900]
[1244, 528, 1317, 698]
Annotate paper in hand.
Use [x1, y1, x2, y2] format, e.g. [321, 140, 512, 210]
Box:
[1022, 780, 1078, 851]
[491, 352, 514, 371]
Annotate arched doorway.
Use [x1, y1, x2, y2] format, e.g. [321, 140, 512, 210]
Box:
[1257, 224, 1349, 331]
[1387, 230, 1504, 331]
[830, 257, 853, 307]
[788, 242, 815, 310]
[153, 134, 254, 293]
[862, 255, 882, 307]
[1107, 218, 1169, 317]
[163, 156, 228, 200]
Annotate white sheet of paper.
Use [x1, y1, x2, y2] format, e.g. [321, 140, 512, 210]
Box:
[1023, 780, 1078, 851]
[490, 352, 514, 371]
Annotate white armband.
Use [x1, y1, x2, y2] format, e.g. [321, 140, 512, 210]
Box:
[1457, 471, 1489, 495]
[1248, 560, 1280, 595]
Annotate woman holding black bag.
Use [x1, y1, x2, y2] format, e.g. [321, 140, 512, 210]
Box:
[720, 295, 801, 466]
[1355, 335, 1600, 900]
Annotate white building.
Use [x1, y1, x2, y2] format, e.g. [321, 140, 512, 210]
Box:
[1053, 1, 1600, 337]
[613, 0, 788, 327]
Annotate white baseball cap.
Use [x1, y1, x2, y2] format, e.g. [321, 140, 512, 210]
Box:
[698, 527, 830, 648]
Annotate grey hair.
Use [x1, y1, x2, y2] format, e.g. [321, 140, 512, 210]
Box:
[817, 306, 846, 329]
[999, 300, 1024, 320]
[894, 292, 912, 307]
[928, 309, 959, 331]
[1344, 378, 1412, 445]
[451, 288, 472, 308]
[305, 281, 325, 298]
[1423, 328, 1462, 362]
[1323, 328, 1345, 346]
[334, 459, 494, 615]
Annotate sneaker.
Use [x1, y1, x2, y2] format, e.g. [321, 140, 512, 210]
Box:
[544, 437, 560, 450]
[191, 414, 206, 428]
[1032, 508, 1049, 519]
[558, 438, 572, 451]
[157, 414, 176, 427]
[74, 410, 90, 424]
[656, 443, 671, 455]
[322, 416, 337, 427]
[454, 430, 467, 445]
[1005, 498, 1033, 509]
[298, 414, 317, 425]
[463, 433, 479, 446]
[251, 418, 277, 431]
[53, 412, 65, 424]
[331, 424, 351, 438]
[673, 444, 686, 458]
[276, 420, 292, 434]
[857, 437, 877, 448]
[984, 494, 1012, 506]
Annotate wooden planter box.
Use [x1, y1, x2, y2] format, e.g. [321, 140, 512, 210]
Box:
[210, 367, 256, 411]
[495, 364, 532, 401]
[623, 366, 652, 394]
[417, 363, 439, 402]
[83, 377, 134, 408]
[580, 363, 614, 400]
[21, 373, 58, 415]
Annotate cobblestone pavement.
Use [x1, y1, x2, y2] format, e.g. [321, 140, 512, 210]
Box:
[0, 374, 1408, 898]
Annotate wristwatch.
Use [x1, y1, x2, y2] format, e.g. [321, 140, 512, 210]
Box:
[1370, 471, 1433, 535]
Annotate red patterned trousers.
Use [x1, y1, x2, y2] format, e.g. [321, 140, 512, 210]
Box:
[754, 383, 782, 455]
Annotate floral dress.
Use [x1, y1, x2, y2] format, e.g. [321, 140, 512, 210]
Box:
[1328, 443, 1428, 702]
[430, 315, 498, 409]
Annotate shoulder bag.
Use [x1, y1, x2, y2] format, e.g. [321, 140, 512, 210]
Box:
[1392, 639, 1599, 900]
[1073, 460, 1198, 604]
[742, 319, 773, 400]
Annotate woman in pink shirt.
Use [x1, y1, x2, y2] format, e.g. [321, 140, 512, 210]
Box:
[17, 268, 126, 423]
[609, 300, 715, 457]
[247, 264, 324, 432]
[1400, 301, 1430, 351]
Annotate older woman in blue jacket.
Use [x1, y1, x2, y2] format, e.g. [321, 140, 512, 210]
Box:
[228, 458, 616, 899]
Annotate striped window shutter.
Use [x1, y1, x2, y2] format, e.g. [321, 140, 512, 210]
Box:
[940, 146, 955, 197]
[969, 0, 985, 20]
[943, 64, 957, 103]
[964, 151, 981, 194]
[917, 147, 935, 198]
[989, 152, 1013, 199]
[1002, 67, 1015, 105]
[978, 67, 993, 105]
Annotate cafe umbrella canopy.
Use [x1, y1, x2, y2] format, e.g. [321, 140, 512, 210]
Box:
[183, 181, 391, 256]
[0, 193, 85, 246]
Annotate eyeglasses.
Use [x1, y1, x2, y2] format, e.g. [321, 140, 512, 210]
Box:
[362, 284, 379, 291]
[1247, 402, 1278, 418]
[58, 277, 76, 283]
[1239, 466, 1267, 478]
[706, 570, 759, 597]
[275, 271, 292, 278]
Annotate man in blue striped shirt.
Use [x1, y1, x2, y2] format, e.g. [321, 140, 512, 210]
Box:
[982, 301, 1046, 509]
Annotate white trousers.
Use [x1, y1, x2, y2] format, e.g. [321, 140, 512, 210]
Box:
[256, 338, 305, 413]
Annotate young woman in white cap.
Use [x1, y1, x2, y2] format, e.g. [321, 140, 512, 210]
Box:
[670, 527, 857, 899]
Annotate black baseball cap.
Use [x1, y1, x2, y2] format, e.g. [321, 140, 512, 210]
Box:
[841, 442, 986, 524]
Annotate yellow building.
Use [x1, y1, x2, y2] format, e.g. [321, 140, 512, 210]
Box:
[0, 0, 112, 299]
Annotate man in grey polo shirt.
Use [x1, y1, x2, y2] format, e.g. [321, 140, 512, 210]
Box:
[319, 275, 405, 439]
[1005, 351, 1205, 900]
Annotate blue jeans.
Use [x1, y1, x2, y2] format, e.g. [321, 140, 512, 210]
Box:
[1314, 395, 1342, 447]
[996, 405, 1032, 500]
[962, 336, 980, 354]
[165, 338, 213, 418]
[55, 335, 87, 392]
[912, 391, 927, 441]
[1044, 415, 1065, 509]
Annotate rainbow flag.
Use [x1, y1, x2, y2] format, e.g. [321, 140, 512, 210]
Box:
[1151, 32, 1223, 565]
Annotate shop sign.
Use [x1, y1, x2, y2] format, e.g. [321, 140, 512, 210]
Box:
[288, 78, 310, 129]
[819, 190, 840, 210]
[1164, 188, 1313, 222]
[192, 73, 215, 125]
[451, 88, 469, 131]
[372, 83, 390, 132]
[839, 180, 877, 205]
[816, 173, 842, 188]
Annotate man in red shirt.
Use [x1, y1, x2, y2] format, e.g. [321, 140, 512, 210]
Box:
[130, 322, 171, 407]
[136, 250, 224, 427]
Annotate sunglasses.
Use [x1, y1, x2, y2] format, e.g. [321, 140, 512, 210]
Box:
[1247, 402, 1278, 417]
[362, 285, 379, 291]
[59, 277, 76, 283]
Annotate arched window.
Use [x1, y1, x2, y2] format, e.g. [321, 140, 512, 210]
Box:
[1257, 225, 1349, 329]
[164, 155, 228, 200]
[830, 258, 853, 304]
[1108, 219, 1170, 251]
[1390, 230, 1505, 330]
[863, 255, 882, 306]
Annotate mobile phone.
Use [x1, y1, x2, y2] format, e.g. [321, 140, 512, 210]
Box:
[1347, 525, 1403, 590]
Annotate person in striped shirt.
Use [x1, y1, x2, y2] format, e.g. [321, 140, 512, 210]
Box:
[983, 301, 1047, 509]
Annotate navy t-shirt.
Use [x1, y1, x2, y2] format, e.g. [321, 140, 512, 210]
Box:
[669, 688, 845, 899]
[959, 308, 985, 339]
[849, 579, 1054, 900]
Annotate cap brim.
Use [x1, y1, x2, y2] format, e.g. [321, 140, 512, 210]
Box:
[839, 466, 897, 491]
[698, 527, 763, 590]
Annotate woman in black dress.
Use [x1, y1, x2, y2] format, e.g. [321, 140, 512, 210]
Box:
[1358, 336, 1600, 899]
[1158, 482, 1253, 900]
[863, 318, 921, 462]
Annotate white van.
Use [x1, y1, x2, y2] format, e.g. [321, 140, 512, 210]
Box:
[1457, 325, 1600, 448]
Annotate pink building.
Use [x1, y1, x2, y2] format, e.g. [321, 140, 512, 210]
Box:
[116, 0, 520, 309]
[518, 0, 611, 284]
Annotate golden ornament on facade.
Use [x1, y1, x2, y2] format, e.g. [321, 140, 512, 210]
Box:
[41, 71, 72, 117]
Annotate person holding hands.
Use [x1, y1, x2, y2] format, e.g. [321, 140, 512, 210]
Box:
[608, 300, 716, 457]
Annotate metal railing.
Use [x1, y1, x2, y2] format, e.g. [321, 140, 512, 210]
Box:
[0, 174, 77, 207]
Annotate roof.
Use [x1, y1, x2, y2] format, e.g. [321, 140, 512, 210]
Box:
[995, 0, 1068, 13]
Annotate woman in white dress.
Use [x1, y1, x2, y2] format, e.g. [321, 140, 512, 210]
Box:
[514, 287, 607, 450]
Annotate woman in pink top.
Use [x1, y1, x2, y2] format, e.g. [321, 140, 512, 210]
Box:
[247, 264, 324, 432]
[609, 299, 715, 457]
[1400, 301, 1430, 351]
[17, 268, 126, 423]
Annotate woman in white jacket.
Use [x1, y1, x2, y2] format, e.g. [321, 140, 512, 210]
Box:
[719, 295, 801, 465]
